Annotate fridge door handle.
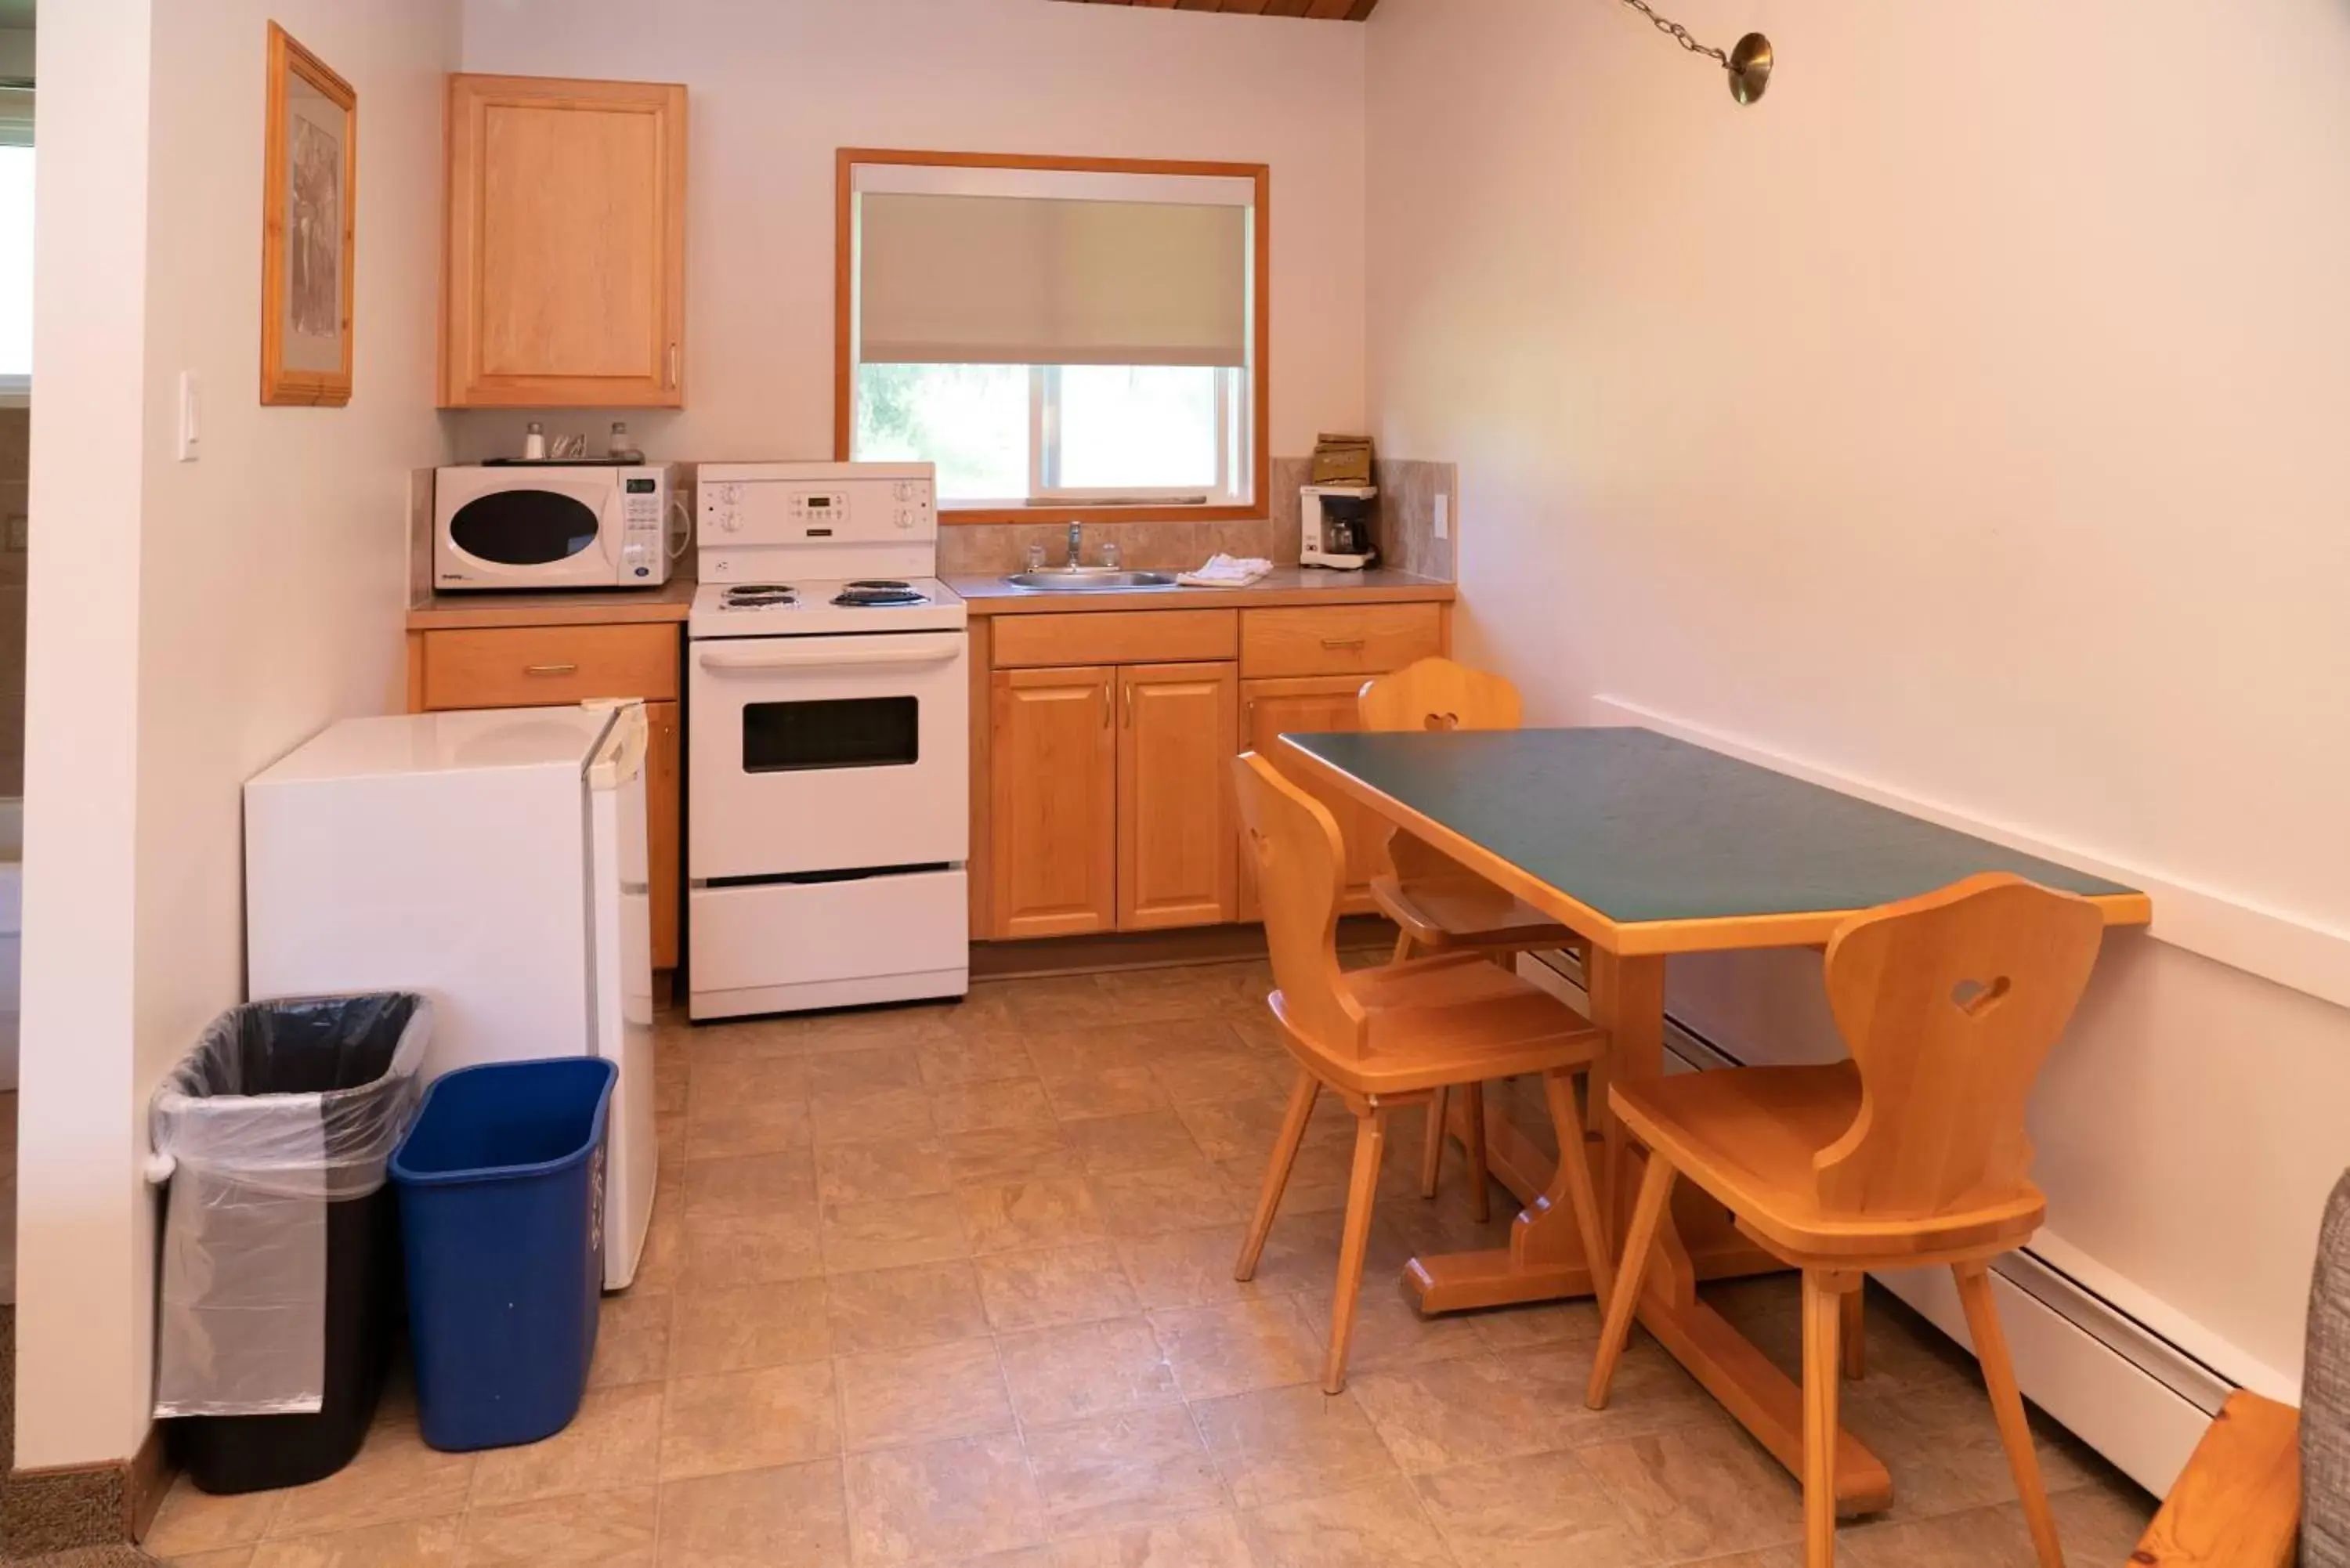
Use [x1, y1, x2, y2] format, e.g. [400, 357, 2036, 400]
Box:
[587, 700, 650, 789]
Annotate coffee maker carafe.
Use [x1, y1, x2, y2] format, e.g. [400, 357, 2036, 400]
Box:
[1301, 485, 1379, 571]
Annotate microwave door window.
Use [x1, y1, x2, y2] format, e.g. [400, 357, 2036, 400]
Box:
[450, 491, 602, 565]
[743, 697, 919, 772]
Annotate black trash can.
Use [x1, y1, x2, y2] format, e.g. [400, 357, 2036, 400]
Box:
[149, 992, 432, 1494]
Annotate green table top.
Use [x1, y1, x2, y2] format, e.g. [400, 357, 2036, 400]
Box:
[1283, 727, 2141, 929]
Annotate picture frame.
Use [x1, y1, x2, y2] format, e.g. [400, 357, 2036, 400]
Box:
[261, 22, 356, 406]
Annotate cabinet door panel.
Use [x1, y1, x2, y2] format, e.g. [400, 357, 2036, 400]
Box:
[1118, 663, 1239, 931]
[991, 667, 1117, 939]
[444, 75, 687, 408]
[1238, 676, 1388, 919]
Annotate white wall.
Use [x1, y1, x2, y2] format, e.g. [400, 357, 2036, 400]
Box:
[453, 0, 1367, 464]
[18, 0, 458, 1469]
[1364, 0, 2350, 1396]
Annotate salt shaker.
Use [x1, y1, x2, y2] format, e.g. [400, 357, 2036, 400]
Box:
[522, 421, 547, 461]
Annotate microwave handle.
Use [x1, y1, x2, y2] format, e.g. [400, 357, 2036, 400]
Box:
[698, 639, 964, 673]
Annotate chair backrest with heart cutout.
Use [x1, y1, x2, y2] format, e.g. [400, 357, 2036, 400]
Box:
[1231, 752, 1370, 1061]
[1357, 657, 1524, 735]
[1813, 873, 2106, 1221]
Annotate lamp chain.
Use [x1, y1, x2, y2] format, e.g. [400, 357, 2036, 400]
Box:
[1618, 0, 1733, 73]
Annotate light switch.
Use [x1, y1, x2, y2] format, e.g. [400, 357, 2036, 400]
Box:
[177, 371, 201, 462]
[1433, 492, 1450, 540]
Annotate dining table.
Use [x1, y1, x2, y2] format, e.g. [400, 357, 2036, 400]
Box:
[1274, 724, 2152, 1515]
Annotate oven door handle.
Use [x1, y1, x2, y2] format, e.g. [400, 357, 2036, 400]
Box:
[697, 637, 966, 674]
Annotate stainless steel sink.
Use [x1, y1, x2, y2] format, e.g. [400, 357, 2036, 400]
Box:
[1003, 570, 1180, 592]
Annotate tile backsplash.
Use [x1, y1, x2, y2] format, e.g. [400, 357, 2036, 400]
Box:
[935, 455, 1459, 580]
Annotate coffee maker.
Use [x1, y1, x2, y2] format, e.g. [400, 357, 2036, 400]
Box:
[1301, 485, 1379, 571]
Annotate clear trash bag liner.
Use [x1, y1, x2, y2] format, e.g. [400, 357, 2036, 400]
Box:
[150, 993, 432, 1418]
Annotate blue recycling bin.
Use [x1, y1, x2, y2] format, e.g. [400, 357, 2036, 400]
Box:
[391, 1057, 613, 1452]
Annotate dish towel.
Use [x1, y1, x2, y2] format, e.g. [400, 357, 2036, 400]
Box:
[1177, 554, 1274, 588]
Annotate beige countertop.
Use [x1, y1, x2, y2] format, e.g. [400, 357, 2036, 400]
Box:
[407, 576, 696, 630]
[945, 566, 1455, 616]
[407, 566, 1453, 630]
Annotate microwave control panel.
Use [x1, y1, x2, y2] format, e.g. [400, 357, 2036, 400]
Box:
[620, 476, 667, 579]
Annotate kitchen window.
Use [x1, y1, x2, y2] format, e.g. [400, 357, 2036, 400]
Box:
[0, 85, 30, 402]
[837, 151, 1268, 524]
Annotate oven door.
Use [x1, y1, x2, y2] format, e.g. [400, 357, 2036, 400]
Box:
[436, 475, 622, 588]
[689, 630, 971, 880]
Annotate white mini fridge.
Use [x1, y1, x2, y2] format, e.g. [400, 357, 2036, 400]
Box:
[244, 700, 658, 1288]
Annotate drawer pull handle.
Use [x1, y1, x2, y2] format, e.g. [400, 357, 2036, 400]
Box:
[1320, 638, 1367, 651]
[525, 663, 580, 677]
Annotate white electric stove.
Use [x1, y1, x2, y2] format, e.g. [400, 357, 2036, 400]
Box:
[686, 462, 969, 1021]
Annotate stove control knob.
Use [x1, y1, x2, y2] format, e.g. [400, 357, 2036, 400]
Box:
[717, 510, 742, 533]
[895, 508, 915, 529]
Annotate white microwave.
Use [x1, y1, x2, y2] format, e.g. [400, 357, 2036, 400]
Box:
[434, 464, 681, 591]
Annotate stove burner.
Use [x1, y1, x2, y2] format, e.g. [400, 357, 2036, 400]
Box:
[848, 580, 911, 591]
[722, 584, 797, 609]
[833, 583, 927, 608]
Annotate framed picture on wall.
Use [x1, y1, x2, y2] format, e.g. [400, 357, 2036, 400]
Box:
[260, 22, 356, 406]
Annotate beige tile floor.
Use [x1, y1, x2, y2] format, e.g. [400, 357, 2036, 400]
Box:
[144, 960, 2156, 1567]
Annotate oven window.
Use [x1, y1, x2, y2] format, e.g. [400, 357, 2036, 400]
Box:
[743, 697, 920, 772]
[449, 491, 601, 565]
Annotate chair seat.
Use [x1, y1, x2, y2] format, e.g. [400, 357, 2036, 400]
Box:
[1611, 1064, 2047, 1263]
[1268, 951, 1603, 1098]
[1369, 872, 1585, 953]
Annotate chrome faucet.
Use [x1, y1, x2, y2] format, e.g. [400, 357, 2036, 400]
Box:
[1066, 522, 1083, 570]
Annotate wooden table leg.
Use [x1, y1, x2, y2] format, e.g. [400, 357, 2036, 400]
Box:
[1401, 948, 1895, 1518]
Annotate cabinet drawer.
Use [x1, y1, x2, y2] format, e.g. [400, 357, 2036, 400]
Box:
[1240, 604, 1444, 679]
[421, 624, 678, 710]
[992, 610, 1238, 669]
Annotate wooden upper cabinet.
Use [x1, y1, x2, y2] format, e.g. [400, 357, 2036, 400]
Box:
[990, 667, 1119, 940]
[1118, 663, 1239, 932]
[441, 75, 688, 409]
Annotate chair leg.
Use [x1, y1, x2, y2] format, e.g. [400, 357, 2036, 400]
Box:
[1801, 1271, 1844, 1568]
[1585, 1150, 1676, 1409]
[1462, 1082, 1491, 1222]
[1841, 1284, 1867, 1381]
[1235, 1069, 1320, 1282]
[1391, 930, 1416, 963]
[1544, 1069, 1614, 1308]
[1322, 1104, 1391, 1394]
[1418, 1086, 1449, 1199]
[1955, 1262, 2066, 1568]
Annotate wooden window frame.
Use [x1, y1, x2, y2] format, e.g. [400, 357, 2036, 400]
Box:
[834, 147, 1271, 527]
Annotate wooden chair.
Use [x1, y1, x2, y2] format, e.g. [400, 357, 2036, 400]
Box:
[1356, 657, 1592, 1219]
[2129, 1390, 2301, 1567]
[1230, 750, 1614, 1393]
[1583, 873, 2108, 1568]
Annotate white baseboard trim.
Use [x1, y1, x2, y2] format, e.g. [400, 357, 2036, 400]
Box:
[1879, 1261, 2212, 1497]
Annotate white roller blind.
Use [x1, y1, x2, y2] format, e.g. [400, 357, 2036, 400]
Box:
[859, 192, 1249, 369]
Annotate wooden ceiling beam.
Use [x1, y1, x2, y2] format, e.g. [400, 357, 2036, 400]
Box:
[1053, 0, 1377, 18]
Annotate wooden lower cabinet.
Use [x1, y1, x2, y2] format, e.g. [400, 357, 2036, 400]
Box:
[1118, 663, 1239, 930]
[645, 700, 681, 971]
[974, 600, 1452, 941]
[989, 665, 1119, 939]
[1238, 675, 1393, 919]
